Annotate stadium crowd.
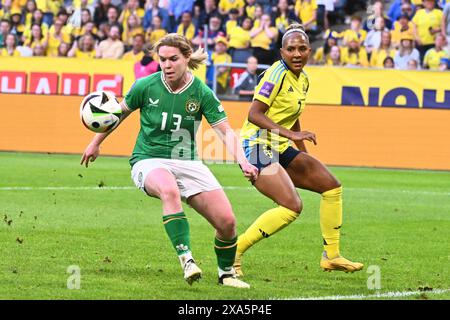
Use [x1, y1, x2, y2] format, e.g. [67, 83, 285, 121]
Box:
[0, 0, 449, 91]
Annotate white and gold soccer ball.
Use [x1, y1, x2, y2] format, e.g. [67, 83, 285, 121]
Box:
[80, 91, 122, 133]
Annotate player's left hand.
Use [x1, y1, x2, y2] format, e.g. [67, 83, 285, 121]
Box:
[241, 161, 259, 183]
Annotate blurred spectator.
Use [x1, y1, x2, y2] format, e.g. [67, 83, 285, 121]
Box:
[316, 0, 335, 31]
[94, 0, 113, 27]
[123, 14, 144, 51]
[407, 58, 419, 69]
[10, 9, 24, 43]
[122, 32, 145, 62]
[0, 19, 11, 48]
[143, 0, 171, 32]
[24, 23, 48, 53]
[388, 0, 415, 21]
[313, 29, 338, 64]
[56, 41, 70, 57]
[176, 11, 196, 42]
[341, 34, 369, 67]
[443, 1, 450, 51]
[169, 0, 194, 23]
[273, 0, 299, 36]
[146, 14, 167, 46]
[47, 18, 71, 56]
[391, 13, 414, 48]
[412, 0, 443, 62]
[134, 51, 159, 79]
[233, 55, 258, 101]
[363, 0, 393, 31]
[23, 9, 49, 42]
[73, 8, 94, 38]
[195, 0, 219, 31]
[228, 15, 252, 62]
[400, 1, 416, 19]
[23, 0, 37, 29]
[423, 34, 449, 69]
[192, 13, 224, 51]
[438, 57, 450, 70]
[0, 0, 13, 20]
[340, 15, 367, 46]
[249, 13, 278, 65]
[119, 0, 145, 31]
[68, 0, 96, 28]
[36, 0, 62, 26]
[294, 0, 318, 34]
[394, 33, 420, 69]
[210, 36, 232, 94]
[106, 6, 121, 31]
[383, 56, 395, 68]
[96, 24, 124, 58]
[225, 8, 239, 35]
[364, 16, 389, 57]
[370, 31, 397, 67]
[244, 0, 257, 20]
[412, 0, 424, 10]
[55, 9, 74, 35]
[32, 42, 46, 56]
[218, 0, 245, 16]
[252, 4, 264, 28]
[0, 33, 21, 56]
[327, 44, 342, 66]
[68, 33, 97, 58]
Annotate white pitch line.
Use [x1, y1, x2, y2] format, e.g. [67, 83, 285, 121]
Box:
[0, 186, 449, 196]
[278, 288, 450, 300]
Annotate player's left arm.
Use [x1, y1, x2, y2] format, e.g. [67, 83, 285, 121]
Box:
[213, 120, 259, 183]
[291, 119, 308, 153]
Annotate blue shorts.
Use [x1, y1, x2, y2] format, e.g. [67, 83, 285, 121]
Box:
[244, 143, 301, 172]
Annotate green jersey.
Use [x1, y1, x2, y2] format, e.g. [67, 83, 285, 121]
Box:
[124, 71, 227, 166]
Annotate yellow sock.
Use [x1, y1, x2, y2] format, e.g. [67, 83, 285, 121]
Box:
[237, 206, 299, 255]
[320, 186, 343, 259]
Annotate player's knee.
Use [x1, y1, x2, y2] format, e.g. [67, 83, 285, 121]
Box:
[217, 214, 236, 236]
[281, 196, 302, 214]
[158, 186, 180, 203]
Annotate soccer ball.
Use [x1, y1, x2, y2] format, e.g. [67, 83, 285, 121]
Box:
[80, 91, 122, 133]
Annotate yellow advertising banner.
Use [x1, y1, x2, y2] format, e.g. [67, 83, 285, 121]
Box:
[303, 66, 450, 109]
[0, 57, 206, 97]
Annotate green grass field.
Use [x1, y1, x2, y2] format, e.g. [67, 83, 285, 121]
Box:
[0, 152, 449, 300]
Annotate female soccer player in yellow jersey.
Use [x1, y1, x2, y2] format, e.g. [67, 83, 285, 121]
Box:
[236, 23, 363, 276]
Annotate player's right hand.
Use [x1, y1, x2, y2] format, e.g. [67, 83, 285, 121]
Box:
[80, 143, 100, 168]
[291, 131, 317, 145]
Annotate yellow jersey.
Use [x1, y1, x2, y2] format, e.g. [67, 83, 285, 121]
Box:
[412, 8, 443, 45]
[250, 26, 278, 50]
[0, 48, 21, 57]
[295, 0, 318, 28]
[228, 26, 250, 49]
[148, 28, 167, 45]
[122, 50, 144, 63]
[211, 52, 232, 89]
[219, 0, 245, 12]
[370, 48, 397, 67]
[241, 60, 309, 153]
[423, 48, 449, 70]
[177, 23, 196, 41]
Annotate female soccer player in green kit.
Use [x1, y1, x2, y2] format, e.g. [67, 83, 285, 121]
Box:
[236, 24, 363, 276]
[81, 34, 258, 288]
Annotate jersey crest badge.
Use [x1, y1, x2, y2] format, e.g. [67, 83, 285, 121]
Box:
[185, 99, 200, 114]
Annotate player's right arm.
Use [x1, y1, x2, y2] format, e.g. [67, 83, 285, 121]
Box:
[80, 102, 133, 167]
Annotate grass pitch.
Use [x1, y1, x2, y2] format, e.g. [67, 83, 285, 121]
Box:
[0, 152, 449, 300]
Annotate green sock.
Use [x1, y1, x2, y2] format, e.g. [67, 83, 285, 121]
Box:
[163, 212, 191, 256]
[214, 236, 237, 273]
